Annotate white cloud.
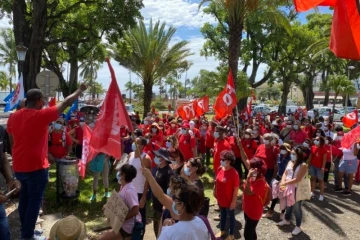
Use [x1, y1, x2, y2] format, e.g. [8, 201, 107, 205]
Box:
[141, 0, 216, 28]
[0, 16, 11, 29]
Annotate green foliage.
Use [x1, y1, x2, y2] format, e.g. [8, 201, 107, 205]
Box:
[258, 86, 281, 101]
[328, 75, 357, 97]
[0, 28, 17, 91]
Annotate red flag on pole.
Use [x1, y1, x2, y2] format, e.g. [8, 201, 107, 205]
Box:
[177, 101, 197, 120]
[342, 109, 358, 128]
[195, 96, 209, 116]
[293, 0, 336, 12]
[49, 97, 56, 107]
[79, 124, 97, 178]
[213, 70, 237, 119]
[89, 58, 133, 159]
[341, 125, 360, 149]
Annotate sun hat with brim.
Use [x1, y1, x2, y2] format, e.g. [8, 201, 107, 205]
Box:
[153, 148, 170, 162]
[49, 215, 87, 240]
[281, 143, 292, 152]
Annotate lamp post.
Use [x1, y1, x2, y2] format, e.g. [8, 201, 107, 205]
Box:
[345, 65, 355, 114]
[16, 42, 28, 77]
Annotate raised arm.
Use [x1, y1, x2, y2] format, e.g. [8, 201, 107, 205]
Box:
[56, 83, 87, 115]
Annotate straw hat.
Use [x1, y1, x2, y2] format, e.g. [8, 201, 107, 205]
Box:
[49, 215, 87, 240]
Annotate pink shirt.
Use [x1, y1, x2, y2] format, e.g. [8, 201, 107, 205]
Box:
[119, 182, 141, 234]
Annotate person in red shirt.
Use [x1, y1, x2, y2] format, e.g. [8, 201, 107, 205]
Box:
[289, 120, 308, 147]
[178, 123, 197, 161]
[150, 122, 164, 146]
[308, 136, 327, 201]
[189, 120, 201, 140]
[7, 84, 86, 240]
[68, 117, 85, 159]
[241, 129, 258, 178]
[228, 129, 241, 181]
[214, 151, 239, 239]
[242, 158, 267, 240]
[212, 126, 232, 175]
[166, 120, 179, 136]
[143, 133, 161, 176]
[198, 124, 208, 163]
[205, 120, 218, 166]
[302, 118, 315, 139]
[254, 133, 279, 185]
[48, 118, 73, 161]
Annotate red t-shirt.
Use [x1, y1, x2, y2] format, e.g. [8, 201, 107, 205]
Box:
[303, 125, 315, 139]
[216, 167, 239, 208]
[289, 130, 308, 145]
[166, 127, 178, 136]
[310, 145, 328, 168]
[228, 136, 241, 158]
[242, 178, 267, 221]
[49, 130, 73, 159]
[254, 144, 279, 170]
[214, 138, 232, 174]
[151, 131, 164, 146]
[178, 134, 196, 161]
[191, 127, 201, 140]
[7, 106, 59, 172]
[199, 135, 206, 154]
[241, 139, 258, 160]
[143, 142, 161, 168]
[74, 126, 84, 144]
[205, 128, 215, 148]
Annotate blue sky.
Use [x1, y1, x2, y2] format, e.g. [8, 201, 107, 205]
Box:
[0, 1, 333, 96]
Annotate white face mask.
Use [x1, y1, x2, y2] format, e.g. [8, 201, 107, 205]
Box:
[314, 140, 320, 146]
[290, 154, 297, 161]
[144, 121, 149, 125]
[293, 125, 299, 130]
[263, 139, 270, 145]
[303, 142, 309, 148]
[325, 140, 329, 145]
[166, 141, 172, 148]
[181, 129, 187, 135]
[280, 150, 287, 155]
[245, 134, 250, 139]
[337, 136, 343, 141]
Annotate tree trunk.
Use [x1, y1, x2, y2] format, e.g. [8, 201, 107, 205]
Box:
[304, 87, 314, 110]
[228, 23, 244, 90]
[322, 69, 330, 106]
[237, 98, 248, 111]
[143, 80, 153, 115]
[332, 95, 337, 111]
[278, 77, 291, 115]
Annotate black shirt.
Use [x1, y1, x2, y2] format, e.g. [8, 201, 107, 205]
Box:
[153, 164, 173, 212]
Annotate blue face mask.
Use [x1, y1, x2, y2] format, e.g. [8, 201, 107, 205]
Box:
[183, 166, 191, 176]
[116, 172, 121, 183]
[132, 143, 137, 152]
[54, 123, 62, 130]
[220, 160, 226, 167]
[172, 201, 180, 215]
[154, 157, 161, 165]
[166, 188, 171, 196]
[214, 132, 220, 139]
[166, 141, 172, 148]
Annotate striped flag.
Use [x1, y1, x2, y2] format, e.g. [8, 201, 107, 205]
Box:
[5, 74, 25, 112]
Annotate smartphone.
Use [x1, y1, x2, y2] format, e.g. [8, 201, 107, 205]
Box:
[5, 188, 17, 197]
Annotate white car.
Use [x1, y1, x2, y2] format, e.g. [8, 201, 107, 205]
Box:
[308, 107, 345, 122]
[253, 105, 272, 115]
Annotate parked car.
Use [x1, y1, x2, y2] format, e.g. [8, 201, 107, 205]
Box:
[286, 105, 298, 114]
[253, 105, 272, 115]
[125, 104, 136, 116]
[308, 107, 345, 122]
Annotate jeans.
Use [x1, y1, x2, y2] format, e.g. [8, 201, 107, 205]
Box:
[137, 193, 146, 239]
[220, 208, 235, 235]
[0, 204, 10, 240]
[285, 200, 303, 227]
[15, 168, 49, 239]
[244, 212, 259, 240]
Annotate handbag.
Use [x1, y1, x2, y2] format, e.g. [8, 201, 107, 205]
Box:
[296, 175, 311, 202]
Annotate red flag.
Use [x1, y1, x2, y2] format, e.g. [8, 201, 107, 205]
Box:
[330, 0, 360, 60]
[49, 97, 56, 107]
[213, 70, 237, 119]
[195, 96, 209, 116]
[177, 101, 197, 120]
[79, 124, 97, 178]
[341, 125, 360, 148]
[342, 109, 358, 128]
[89, 58, 133, 159]
[293, 0, 336, 12]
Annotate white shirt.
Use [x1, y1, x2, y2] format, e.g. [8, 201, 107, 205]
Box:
[323, 130, 334, 139]
[342, 144, 356, 161]
[128, 152, 146, 193]
[158, 217, 209, 240]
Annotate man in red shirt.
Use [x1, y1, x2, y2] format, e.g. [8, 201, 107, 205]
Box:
[166, 120, 178, 136]
[7, 84, 86, 240]
[48, 118, 73, 162]
[178, 123, 197, 161]
[212, 126, 232, 175]
[189, 120, 201, 140]
[254, 133, 279, 185]
[289, 120, 308, 147]
[205, 119, 218, 166]
[302, 118, 315, 139]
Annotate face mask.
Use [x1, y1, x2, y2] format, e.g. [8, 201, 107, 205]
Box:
[271, 139, 276, 145]
[314, 140, 320, 146]
[214, 132, 220, 139]
[190, 125, 194, 130]
[251, 170, 258, 181]
[357, 144, 360, 150]
[337, 136, 343, 141]
[181, 129, 187, 135]
[132, 143, 137, 152]
[291, 154, 297, 161]
[293, 125, 299, 130]
[144, 121, 149, 125]
[201, 130, 206, 136]
[316, 133, 321, 137]
[280, 150, 287, 155]
[245, 135, 250, 139]
[79, 122, 85, 126]
[116, 172, 121, 182]
[146, 139, 150, 144]
[154, 157, 161, 165]
[171, 160, 177, 165]
[220, 160, 226, 167]
[252, 131, 257, 136]
[166, 188, 171, 196]
[152, 128, 157, 133]
[231, 128, 236, 132]
[233, 133, 238, 137]
[325, 140, 329, 145]
[183, 166, 191, 176]
[166, 141, 172, 148]
[172, 201, 180, 215]
[54, 123, 62, 130]
[303, 123, 309, 126]
[303, 142, 309, 148]
[287, 125, 292, 128]
[263, 140, 270, 145]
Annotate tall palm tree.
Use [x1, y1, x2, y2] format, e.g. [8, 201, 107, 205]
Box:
[200, 0, 290, 92]
[79, 57, 102, 100]
[328, 74, 356, 111]
[111, 19, 193, 114]
[125, 80, 135, 103]
[0, 71, 10, 91]
[0, 28, 17, 92]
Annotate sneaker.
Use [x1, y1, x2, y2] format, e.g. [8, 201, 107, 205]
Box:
[277, 219, 290, 226]
[292, 226, 302, 235]
[34, 229, 44, 235]
[262, 212, 273, 218]
[334, 187, 343, 193]
[342, 191, 351, 196]
[89, 194, 96, 201]
[280, 213, 285, 220]
[104, 192, 111, 198]
[319, 195, 324, 201]
[311, 192, 315, 198]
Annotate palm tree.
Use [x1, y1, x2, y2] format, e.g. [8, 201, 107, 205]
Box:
[111, 19, 193, 114]
[200, 0, 290, 93]
[328, 74, 356, 111]
[79, 57, 102, 100]
[0, 71, 10, 91]
[0, 28, 17, 92]
[125, 81, 135, 103]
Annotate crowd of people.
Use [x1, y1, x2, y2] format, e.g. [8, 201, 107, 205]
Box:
[0, 83, 359, 240]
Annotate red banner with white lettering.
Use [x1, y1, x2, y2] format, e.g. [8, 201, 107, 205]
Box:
[79, 124, 97, 178]
[341, 124, 360, 149]
[342, 109, 358, 128]
[196, 96, 209, 116]
[177, 101, 197, 120]
[213, 70, 237, 119]
[89, 58, 133, 159]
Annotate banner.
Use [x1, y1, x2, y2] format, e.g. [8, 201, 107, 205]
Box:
[177, 100, 197, 120]
[213, 70, 237, 119]
[342, 109, 358, 128]
[79, 124, 97, 178]
[195, 96, 209, 116]
[341, 124, 360, 149]
[5, 73, 25, 112]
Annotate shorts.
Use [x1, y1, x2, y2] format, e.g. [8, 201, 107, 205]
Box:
[309, 165, 324, 180]
[339, 159, 358, 174]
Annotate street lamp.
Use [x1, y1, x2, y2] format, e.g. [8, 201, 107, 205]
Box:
[16, 42, 28, 74]
[345, 65, 355, 114]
